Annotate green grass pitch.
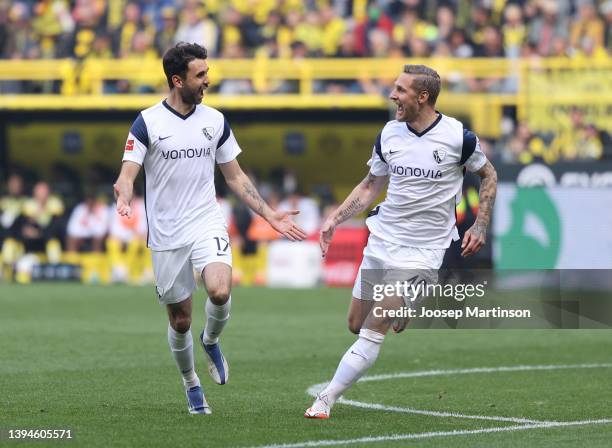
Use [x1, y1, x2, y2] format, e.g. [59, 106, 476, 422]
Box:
[1, 283, 611, 447]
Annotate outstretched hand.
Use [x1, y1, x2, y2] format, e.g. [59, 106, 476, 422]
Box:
[268, 209, 307, 241]
[319, 219, 336, 258]
[461, 222, 487, 257]
[114, 183, 132, 219]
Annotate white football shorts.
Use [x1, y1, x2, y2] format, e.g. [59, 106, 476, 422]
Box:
[352, 233, 445, 302]
[152, 231, 232, 305]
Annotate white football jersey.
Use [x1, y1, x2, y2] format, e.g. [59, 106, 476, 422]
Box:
[122, 100, 241, 250]
[366, 113, 487, 248]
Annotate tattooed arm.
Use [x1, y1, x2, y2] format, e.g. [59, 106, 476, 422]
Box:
[461, 160, 497, 257]
[320, 172, 389, 257]
[218, 159, 307, 241]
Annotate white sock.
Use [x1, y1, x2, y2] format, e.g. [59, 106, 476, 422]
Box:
[202, 296, 231, 345]
[319, 329, 385, 406]
[167, 324, 200, 389]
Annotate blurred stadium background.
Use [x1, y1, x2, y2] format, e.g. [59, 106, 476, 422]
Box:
[1, 0, 611, 286]
[2, 2, 612, 446]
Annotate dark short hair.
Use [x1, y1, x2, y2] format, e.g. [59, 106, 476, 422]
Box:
[403, 64, 441, 106]
[162, 42, 208, 89]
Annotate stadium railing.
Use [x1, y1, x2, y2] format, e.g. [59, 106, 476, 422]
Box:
[0, 57, 610, 138]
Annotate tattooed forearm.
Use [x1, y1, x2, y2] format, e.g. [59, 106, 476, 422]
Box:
[242, 180, 265, 216]
[474, 161, 498, 231]
[334, 198, 364, 225]
[332, 173, 384, 225]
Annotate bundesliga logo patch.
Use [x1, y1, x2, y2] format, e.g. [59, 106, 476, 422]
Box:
[125, 139, 134, 152]
[433, 149, 446, 163]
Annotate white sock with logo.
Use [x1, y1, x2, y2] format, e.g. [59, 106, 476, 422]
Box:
[202, 296, 231, 345]
[318, 329, 385, 406]
[167, 324, 200, 389]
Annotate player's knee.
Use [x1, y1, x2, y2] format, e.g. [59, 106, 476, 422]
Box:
[171, 314, 192, 333]
[208, 286, 231, 305]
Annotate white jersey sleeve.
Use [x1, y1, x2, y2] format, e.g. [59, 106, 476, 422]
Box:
[216, 117, 242, 164]
[366, 131, 389, 176]
[122, 113, 148, 165]
[460, 128, 487, 172]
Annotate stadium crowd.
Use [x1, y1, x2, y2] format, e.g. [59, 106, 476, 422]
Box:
[1, 0, 610, 160]
[0, 169, 325, 284]
[1, 0, 610, 63]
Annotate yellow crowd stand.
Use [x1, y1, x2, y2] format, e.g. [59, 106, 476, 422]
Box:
[2, 242, 152, 285]
[1, 56, 610, 138]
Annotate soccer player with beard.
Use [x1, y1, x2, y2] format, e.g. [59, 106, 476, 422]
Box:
[305, 65, 498, 419]
[114, 43, 307, 414]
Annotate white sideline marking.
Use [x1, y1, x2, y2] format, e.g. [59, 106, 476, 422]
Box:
[357, 363, 612, 383]
[337, 399, 551, 425]
[252, 363, 612, 448]
[306, 363, 612, 425]
[250, 419, 612, 448]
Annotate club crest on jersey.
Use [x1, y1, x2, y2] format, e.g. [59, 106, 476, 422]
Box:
[202, 127, 214, 141]
[433, 149, 446, 163]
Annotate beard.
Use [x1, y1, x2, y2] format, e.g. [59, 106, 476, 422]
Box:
[179, 86, 203, 105]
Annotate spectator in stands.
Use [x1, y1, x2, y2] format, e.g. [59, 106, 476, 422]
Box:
[67, 0, 105, 59]
[564, 108, 604, 160]
[154, 6, 178, 56]
[406, 35, 431, 57]
[175, 2, 219, 56]
[1, 173, 26, 241]
[335, 30, 359, 58]
[467, 25, 505, 93]
[20, 180, 64, 263]
[295, 10, 323, 56]
[276, 9, 301, 58]
[353, 4, 393, 56]
[320, 4, 345, 57]
[65, 189, 110, 253]
[498, 121, 526, 164]
[528, 0, 569, 57]
[435, 4, 456, 45]
[448, 28, 473, 57]
[260, 9, 282, 47]
[1, 173, 27, 272]
[392, 7, 418, 53]
[3, 2, 38, 59]
[368, 28, 392, 58]
[32, 0, 74, 59]
[112, 2, 148, 58]
[603, 0, 612, 53]
[465, 4, 491, 50]
[570, 0, 605, 53]
[502, 3, 526, 59]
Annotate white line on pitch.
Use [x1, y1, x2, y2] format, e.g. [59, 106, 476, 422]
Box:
[337, 398, 552, 424]
[306, 363, 612, 425]
[248, 419, 612, 448]
[358, 363, 612, 383]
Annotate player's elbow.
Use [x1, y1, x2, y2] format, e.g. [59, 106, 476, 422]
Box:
[479, 162, 498, 184]
[348, 316, 362, 334]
